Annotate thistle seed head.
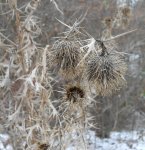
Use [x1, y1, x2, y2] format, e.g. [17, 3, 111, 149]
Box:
[86, 42, 127, 96]
[114, 5, 132, 29]
[102, 17, 113, 39]
[38, 143, 49, 150]
[65, 85, 85, 103]
[51, 39, 83, 79]
[103, 17, 113, 30]
[121, 6, 132, 28]
[121, 6, 132, 18]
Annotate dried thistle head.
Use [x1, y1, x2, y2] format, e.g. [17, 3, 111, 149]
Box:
[121, 6, 132, 28]
[114, 5, 132, 29]
[37, 143, 49, 150]
[103, 17, 113, 30]
[86, 41, 127, 96]
[121, 6, 132, 18]
[61, 83, 93, 116]
[101, 17, 113, 39]
[61, 83, 92, 130]
[51, 38, 83, 79]
[65, 85, 85, 103]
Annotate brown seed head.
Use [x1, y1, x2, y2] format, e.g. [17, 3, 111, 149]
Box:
[121, 6, 131, 18]
[38, 143, 49, 150]
[51, 39, 83, 79]
[121, 6, 132, 28]
[65, 86, 85, 103]
[103, 17, 113, 29]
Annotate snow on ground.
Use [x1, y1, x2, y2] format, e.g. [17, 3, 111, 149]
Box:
[1, 130, 145, 150]
[67, 130, 145, 150]
[90, 130, 145, 150]
[0, 134, 13, 150]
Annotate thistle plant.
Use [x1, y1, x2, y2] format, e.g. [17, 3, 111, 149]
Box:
[0, 0, 136, 149]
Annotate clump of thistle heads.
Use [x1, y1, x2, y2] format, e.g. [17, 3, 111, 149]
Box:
[51, 19, 127, 97]
[102, 5, 132, 31]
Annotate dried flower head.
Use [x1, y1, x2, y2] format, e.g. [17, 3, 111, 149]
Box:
[114, 5, 132, 29]
[101, 17, 113, 39]
[103, 17, 113, 30]
[121, 6, 132, 18]
[86, 41, 127, 96]
[38, 143, 49, 150]
[51, 38, 83, 79]
[121, 6, 132, 28]
[61, 84, 90, 128]
[65, 85, 85, 103]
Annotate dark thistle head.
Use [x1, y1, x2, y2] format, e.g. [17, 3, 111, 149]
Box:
[66, 86, 85, 103]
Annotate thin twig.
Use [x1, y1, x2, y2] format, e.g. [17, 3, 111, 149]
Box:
[0, 33, 17, 47]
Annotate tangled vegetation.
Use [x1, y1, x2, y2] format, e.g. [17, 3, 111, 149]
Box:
[0, 0, 135, 149]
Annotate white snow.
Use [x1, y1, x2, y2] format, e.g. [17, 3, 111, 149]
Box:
[1, 130, 145, 150]
[66, 130, 145, 150]
[117, 0, 139, 7]
[0, 134, 13, 150]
